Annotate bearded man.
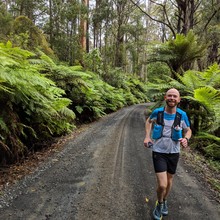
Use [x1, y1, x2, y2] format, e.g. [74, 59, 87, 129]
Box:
[144, 88, 192, 220]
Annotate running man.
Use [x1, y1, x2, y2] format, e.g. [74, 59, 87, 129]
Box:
[144, 88, 192, 220]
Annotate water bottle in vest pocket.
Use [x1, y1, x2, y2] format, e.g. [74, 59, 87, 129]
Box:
[171, 126, 182, 141]
[152, 124, 163, 140]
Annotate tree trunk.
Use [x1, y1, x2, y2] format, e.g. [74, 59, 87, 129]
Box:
[115, 28, 124, 67]
[93, 0, 102, 49]
[176, 0, 196, 35]
[48, 0, 54, 49]
[80, 0, 89, 52]
[17, 0, 34, 20]
[114, 0, 127, 68]
[207, 0, 220, 66]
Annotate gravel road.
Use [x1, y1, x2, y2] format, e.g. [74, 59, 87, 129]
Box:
[0, 104, 219, 220]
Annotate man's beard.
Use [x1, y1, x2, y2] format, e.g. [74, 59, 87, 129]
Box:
[166, 100, 177, 108]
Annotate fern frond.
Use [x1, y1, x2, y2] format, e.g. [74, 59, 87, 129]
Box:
[196, 132, 220, 142]
[194, 87, 220, 109]
[202, 63, 220, 88]
[69, 65, 83, 71]
[0, 117, 9, 134]
[179, 70, 205, 90]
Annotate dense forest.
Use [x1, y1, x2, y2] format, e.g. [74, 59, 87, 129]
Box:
[0, 0, 219, 181]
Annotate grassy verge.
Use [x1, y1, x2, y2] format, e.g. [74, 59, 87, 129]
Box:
[182, 148, 220, 203]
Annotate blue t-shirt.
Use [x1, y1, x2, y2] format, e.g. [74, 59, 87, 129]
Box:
[150, 107, 190, 153]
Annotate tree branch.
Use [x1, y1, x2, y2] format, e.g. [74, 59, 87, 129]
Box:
[203, 6, 220, 32]
[129, 0, 176, 37]
[162, 0, 175, 36]
[170, 0, 178, 9]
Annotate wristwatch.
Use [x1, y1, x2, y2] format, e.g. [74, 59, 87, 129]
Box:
[185, 137, 189, 143]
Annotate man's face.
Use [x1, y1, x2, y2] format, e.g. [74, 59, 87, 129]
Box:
[164, 89, 181, 108]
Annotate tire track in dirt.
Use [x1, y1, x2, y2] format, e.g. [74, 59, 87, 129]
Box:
[76, 105, 143, 220]
[111, 106, 136, 186]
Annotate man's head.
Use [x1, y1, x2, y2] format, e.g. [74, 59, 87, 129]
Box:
[164, 88, 181, 108]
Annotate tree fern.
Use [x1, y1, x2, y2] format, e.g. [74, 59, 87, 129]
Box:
[0, 43, 76, 164]
[0, 41, 153, 164]
[147, 62, 220, 160]
[148, 31, 207, 75]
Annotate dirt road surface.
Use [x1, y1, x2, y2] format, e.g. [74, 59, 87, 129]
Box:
[0, 104, 219, 220]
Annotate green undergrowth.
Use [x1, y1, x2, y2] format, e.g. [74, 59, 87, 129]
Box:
[0, 41, 149, 165]
[182, 147, 220, 202]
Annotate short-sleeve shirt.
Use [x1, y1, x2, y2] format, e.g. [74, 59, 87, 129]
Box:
[150, 107, 190, 153]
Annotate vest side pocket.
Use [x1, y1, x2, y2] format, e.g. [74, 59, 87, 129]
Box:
[171, 127, 182, 141]
[152, 124, 163, 140]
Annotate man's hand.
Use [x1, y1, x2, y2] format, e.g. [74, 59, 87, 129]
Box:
[144, 137, 153, 148]
[179, 138, 189, 149]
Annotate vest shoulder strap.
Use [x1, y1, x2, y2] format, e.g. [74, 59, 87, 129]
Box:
[156, 110, 164, 126]
[156, 109, 182, 127]
[173, 111, 182, 127]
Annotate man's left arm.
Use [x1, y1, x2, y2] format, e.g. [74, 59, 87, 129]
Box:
[180, 127, 192, 148]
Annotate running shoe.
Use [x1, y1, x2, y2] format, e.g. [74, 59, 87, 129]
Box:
[162, 200, 168, 216]
[153, 201, 163, 220]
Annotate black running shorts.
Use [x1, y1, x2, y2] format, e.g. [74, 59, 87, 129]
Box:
[152, 151, 180, 174]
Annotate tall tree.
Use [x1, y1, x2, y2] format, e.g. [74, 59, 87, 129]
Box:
[80, 0, 89, 52]
[130, 0, 202, 37]
[92, 0, 105, 49]
[175, 0, 200, 35]
[45, 0, 83, 64]
[7, 0, 47, 22]
[201, 0, 220, 66]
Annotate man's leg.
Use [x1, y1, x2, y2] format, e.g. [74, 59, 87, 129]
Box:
[163, 172, 174, 200]
[153, 172, 167, 219]
[163, 152, 179, 199]
[159, 172, 174, 216]
[155, 171, 168, 202]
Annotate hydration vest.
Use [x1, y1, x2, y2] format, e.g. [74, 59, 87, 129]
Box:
[156, 109, 182, 128]
[152, 108, 182, 141]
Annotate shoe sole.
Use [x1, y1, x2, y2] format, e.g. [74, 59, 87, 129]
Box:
[153, 211, 163, 220]
[153, 216, 162, 220]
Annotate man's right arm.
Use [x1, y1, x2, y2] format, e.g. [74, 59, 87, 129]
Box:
[144, 117, 153, 147]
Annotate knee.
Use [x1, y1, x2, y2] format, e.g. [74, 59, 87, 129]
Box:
[158, 184, 167, 191]
[167, 177, 174, 187]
